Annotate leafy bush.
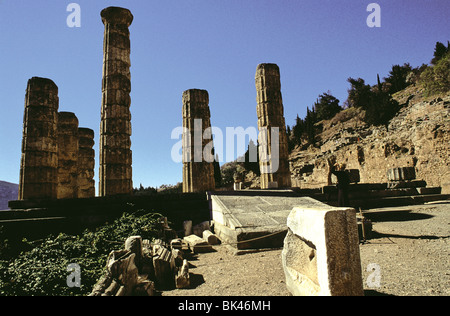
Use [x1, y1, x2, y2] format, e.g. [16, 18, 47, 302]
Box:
[419, 52, 450, 96]
[0, 211, 162, 296]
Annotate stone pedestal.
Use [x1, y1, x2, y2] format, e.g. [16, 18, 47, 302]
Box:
[99, 6, 133, 196]
[255, 63, 291, 189]
[19, 77, 59, 200]
[77, 128, 95, 198]
[182, 89, 215, 193]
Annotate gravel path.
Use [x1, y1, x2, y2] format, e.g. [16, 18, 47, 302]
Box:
[163, 202, 449, 296]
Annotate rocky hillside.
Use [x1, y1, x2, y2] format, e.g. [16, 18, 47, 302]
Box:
[0, 181, 19, 210]
[289, 86, 450, 193]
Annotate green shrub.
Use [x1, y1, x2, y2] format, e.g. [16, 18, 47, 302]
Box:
[0, 211, 162, 296]
[420, 52, 450, 96]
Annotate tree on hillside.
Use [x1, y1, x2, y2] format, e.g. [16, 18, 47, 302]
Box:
[431, 41, 450, 65]
[364, 89, 400, 127]
[314, 92, 342, 121]
[243, 139, 260, 175]
[213, 153, 222, 187]
[346, 76, 400, 127]
[384, 63, 413, 95]
[292, 114, 305, 145]
[304, 106, 317, 144]
[420, 50, 450, 95]
[346, 77, 373, 109]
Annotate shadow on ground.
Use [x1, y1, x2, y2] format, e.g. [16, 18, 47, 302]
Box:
[364, 210, 433, 222]
[370, 230, 449, 241]
[364, 289, 395, 296]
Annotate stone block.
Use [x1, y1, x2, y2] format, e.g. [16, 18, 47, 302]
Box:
[193, 221, 210, 237]
[203, 230, 219, 245]
[282, 206, 363, 296]
[152, 246, 175, 290]
[184, 234, 212, 253]
[387, 167, 416, 181]
[175, 259, 190, 289]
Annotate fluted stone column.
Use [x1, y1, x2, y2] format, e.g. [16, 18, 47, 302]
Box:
[255, 63, 291, 189]
[19, 77, 59, 200]
[77, 128, 95, 198]
[182, 89, 215, 193]
[99, 7, 133, 196]
[57, 112, 79, 199]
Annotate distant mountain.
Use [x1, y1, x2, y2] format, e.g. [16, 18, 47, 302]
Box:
[0, 181, 19, 210]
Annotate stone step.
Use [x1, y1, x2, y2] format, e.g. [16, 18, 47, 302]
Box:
[327, 194, 450, 209]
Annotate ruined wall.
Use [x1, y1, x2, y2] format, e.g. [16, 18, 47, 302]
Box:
[19, 77, 59, 200]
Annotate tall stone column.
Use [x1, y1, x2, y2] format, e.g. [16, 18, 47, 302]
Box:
[77, 128, 96, 198]
[19, 77, 59, 200]
[182, 89, 215, 193]
[255, 63, 291, 189]
[57, 112, 79, 199]
[99, 7, 133, 196]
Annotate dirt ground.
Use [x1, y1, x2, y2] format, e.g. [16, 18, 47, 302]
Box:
[163, 201, 449, 296]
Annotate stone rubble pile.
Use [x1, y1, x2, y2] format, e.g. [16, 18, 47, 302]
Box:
[89, 217, 220, 296]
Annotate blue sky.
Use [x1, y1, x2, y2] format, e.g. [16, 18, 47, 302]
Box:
[0, 0, 449, 190]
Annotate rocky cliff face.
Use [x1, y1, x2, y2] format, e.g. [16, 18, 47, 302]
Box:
[289, 87, 450, 193]
[0, 181, 19, 210]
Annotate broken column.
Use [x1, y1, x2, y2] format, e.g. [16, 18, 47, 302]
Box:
[182, 89, 215, 193]
[57, 112, 79, 199]
[77, 128, 96, 198]
[19, 77, 59, 200]
[282, 206, 364, 296]
[255, 63, 291, 189]
[99, 6, 133, 196]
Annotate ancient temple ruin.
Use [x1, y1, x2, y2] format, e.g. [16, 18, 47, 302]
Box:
[182, 89, 216, 193]
[255, 63, 292, 189]
[18, 77, 95, 200]
[99, 7, 134, 196]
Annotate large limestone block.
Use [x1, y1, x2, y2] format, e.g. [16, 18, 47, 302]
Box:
[282, 206, 363, 296]
[184, 234, 212, 253]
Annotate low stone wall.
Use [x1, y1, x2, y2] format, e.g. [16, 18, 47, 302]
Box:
[2, 193, 210, 240]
